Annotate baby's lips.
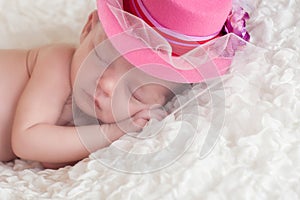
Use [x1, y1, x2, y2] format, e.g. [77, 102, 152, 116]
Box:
[94, 98, 101, 110]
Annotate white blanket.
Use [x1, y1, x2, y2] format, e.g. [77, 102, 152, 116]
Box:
[0, 0, 300, 199]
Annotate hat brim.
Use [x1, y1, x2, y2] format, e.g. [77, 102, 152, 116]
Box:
[97, 0, 234, 83]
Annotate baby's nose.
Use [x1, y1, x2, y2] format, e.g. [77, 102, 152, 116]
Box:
[96, 76, 115, 97]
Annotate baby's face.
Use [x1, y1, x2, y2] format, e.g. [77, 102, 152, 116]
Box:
[71, 23, 175, 123]
[74, 55, 174, 123]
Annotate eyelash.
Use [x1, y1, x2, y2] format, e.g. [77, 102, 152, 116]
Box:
[133, 94, 141, 102]
[131, 90, 143, 103]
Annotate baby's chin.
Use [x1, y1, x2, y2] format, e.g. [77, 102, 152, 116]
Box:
[78, 109, 116, 124]
[95, 110, 129, 125]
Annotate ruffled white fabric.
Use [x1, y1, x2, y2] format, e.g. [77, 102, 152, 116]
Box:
[0, 0, 300, 199]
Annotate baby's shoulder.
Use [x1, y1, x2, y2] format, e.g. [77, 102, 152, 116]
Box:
[28, 44, 76, 75]
[36, 43, 76, 66]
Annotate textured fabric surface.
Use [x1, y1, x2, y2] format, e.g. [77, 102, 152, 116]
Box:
[0, 0, 299, 199]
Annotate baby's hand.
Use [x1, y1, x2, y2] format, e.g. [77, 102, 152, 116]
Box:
[117, 106, 168, 133]
[147, 106, 169, 121]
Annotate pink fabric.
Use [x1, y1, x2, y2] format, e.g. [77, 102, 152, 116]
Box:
[142, 0, 232, 36]
[97, 0, 233, 83]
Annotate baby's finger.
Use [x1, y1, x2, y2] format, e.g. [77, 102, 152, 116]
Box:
[134, 109, 151, 120]
[133, 117, 149, 129]
[149, 107, 168, 121]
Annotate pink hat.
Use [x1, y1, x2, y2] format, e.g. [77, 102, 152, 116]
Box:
[97, 0, 249, 83]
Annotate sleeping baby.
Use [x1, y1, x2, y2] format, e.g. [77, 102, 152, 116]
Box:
[0, 0, 249, 169]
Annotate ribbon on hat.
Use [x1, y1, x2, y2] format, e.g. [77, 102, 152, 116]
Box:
[223, 6, 250, 42]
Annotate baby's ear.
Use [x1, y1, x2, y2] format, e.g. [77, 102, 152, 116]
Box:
[80, 10, 99, 43]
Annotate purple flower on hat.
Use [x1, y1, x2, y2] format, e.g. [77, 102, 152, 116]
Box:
[224, 7, 250, 42]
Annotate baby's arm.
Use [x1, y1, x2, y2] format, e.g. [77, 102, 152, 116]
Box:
[11, 44, 84, 163]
